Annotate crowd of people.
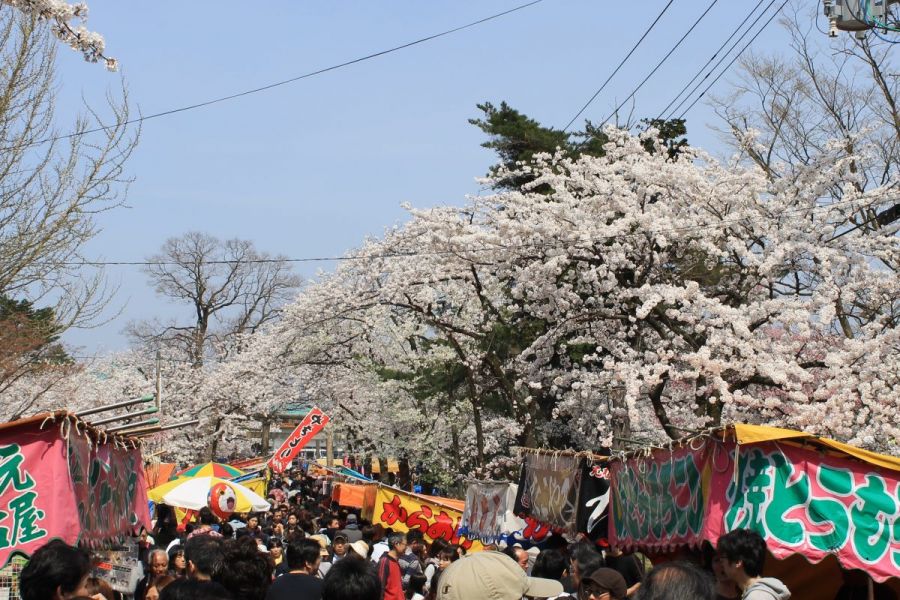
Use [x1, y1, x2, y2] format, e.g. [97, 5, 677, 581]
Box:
[20, 467, 870, 600]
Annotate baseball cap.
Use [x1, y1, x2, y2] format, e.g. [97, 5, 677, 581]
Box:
[436, 551, 563, 600]
[581, 568, 627, 600]
[333, 532, 349, 543]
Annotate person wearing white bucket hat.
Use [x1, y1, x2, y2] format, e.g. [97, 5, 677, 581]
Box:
[436, 551, 564, 600]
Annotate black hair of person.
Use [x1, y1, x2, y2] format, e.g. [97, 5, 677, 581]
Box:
[322, 555, 382, 600]
[716, 529, 768, 577]
[184, 535, 225, 578]
[286, 537, 323, 570]
[19, 540, 92, 600]
[532, 548, 568, 581]
[212, 537, 273, 600]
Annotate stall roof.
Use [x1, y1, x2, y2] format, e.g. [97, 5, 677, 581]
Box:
[605, 423, 900, 474]
[0, 410, 143, 445]
[728, 423, 900, 473]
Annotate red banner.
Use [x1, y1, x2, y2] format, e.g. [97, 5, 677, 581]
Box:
[0, 415, 151, 567]
[268, 407, 329, 473]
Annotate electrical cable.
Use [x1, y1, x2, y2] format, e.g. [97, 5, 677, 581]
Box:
[5, 0, 547, 152]
[842, 0, 900, 41]
[47, 195, 886, 268]
[678, 0, 789, 118]
[656, 0, 768, 120]
[562, 0, 676, 132]
[598, 0, 721, 126]
[666, 0, 778, 120]
[860, 0, 900, 33]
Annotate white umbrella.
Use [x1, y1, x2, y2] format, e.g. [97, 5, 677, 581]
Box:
[157, 475, 271, 512]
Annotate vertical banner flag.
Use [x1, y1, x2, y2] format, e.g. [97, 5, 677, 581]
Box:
[513, 452, 582, 535]
[576, 460, 610, 543]
[459, 481, 524, 544]
[268, 407, 330, 473]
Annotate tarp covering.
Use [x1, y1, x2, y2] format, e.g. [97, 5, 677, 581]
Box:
[732, 424, 900, 473]
[332, 482, 371, 509]
[610, 426, 900, 583]
[368, 458, 400, 474]
[144, 463, 176, 489]
[0, 412, 151, 567]
[421, 494, 465, 512]
[230, 470, 268, 499]
[229, 456, 267, 471]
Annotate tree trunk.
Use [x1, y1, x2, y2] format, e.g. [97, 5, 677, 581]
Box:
[472, 400, 485, 468]
[398, 456, 412, 491]
[260, 419, 271, 455]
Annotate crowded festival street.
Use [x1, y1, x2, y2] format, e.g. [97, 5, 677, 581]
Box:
[0, 0, 899, 598]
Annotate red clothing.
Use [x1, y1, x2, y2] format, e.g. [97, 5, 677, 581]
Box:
[377, 554, 404, 600]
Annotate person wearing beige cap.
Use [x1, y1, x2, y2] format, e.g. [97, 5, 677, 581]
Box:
[436, 551, 564, 600]
[308, 534, 332, 578]
[348, 540, 369, 560]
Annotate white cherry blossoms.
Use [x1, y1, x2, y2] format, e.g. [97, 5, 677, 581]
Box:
[3, 0, 117, 70]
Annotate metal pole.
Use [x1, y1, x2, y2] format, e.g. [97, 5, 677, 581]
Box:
[122, 418, 201, 437]
[76, 395, 155, 418]
[106, 417, 159, 433]
[89, 406, 158, 426]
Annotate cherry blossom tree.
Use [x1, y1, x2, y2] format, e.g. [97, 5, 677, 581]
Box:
[228, 126, 899, 473]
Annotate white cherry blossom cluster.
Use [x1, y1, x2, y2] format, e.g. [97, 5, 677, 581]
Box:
[3, 0, 117, 70]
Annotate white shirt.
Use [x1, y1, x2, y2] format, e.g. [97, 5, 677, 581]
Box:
[370, 540, 389, 563]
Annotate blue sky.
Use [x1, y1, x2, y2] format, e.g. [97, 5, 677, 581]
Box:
[52, 0, 795, 353]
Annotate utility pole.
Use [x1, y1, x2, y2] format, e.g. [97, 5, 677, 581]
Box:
[326, 426, 334, 468]
[155, 351, 162, 411]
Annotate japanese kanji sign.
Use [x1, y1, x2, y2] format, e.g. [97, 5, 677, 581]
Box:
[268, 407, 330, 473]
[609, 442, 709, 549]
[609, 437, 900, 582]
[0, 417, 151, 567]
[369, 486, 484, 552]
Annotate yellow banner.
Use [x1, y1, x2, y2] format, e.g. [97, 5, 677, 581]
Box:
[240, 477, 267, 498]
[370, 486, 484, 552]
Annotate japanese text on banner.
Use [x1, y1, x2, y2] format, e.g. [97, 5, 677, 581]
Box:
[371, 487, 483, 552]
[268, 407, 330, 473]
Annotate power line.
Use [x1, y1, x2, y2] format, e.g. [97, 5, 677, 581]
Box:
[9, 0, 547, 152]
[598, 0, 721, 126]
[678, 0, 789, 119]
[51, 195, 885, 268]
[665, 0, 779, 120]
[656, 0, 769, 120]
[562, 0, 676, 132]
